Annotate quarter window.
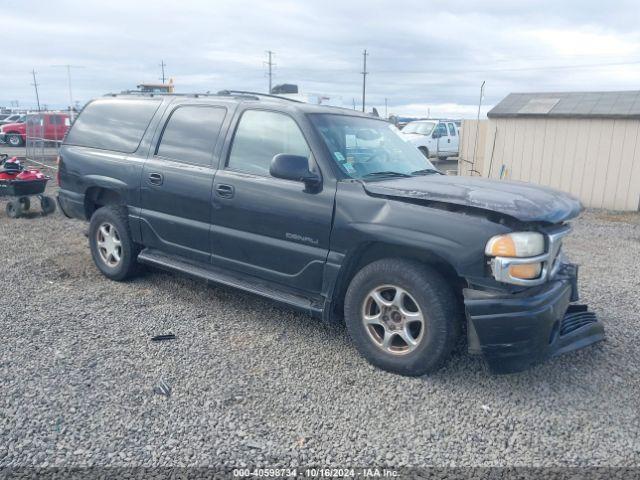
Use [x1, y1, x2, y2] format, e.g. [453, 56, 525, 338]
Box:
[156, 106, 227, 166]
[228, 110, 311, 176]
[448, 123, 456, 136]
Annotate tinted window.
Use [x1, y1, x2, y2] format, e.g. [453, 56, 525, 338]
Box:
[65, 98, 161, 153]
[156, 106, 226, 166]
[49, 115, 63, 125]
[228, 110, 310, 176]
[448, 123, 456, 136]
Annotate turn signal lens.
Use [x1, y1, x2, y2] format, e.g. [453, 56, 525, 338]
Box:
[509, 262, 542, 279]
[485, 232, 545, 258]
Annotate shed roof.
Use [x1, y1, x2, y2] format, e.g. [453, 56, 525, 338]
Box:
[487, 90, 640, 119]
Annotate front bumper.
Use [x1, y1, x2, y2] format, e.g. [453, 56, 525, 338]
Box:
[464, 263, 604, 374]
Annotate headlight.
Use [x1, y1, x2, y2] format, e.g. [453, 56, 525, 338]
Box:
[485, 232, 546, 283]
[485, 232, 544, 258]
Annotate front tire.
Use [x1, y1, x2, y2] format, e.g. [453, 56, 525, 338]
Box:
[344, 258, 460, 376]
[7, 134, 23, 147]
[89, 205, 141, 281]
[418, 147, 429, 159]
[6, 199, 22, 218]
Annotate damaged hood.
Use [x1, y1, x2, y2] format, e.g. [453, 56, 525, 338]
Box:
[363, 175, 583, 223]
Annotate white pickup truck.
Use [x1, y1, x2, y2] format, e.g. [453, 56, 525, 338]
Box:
[401, 120, 459, 161]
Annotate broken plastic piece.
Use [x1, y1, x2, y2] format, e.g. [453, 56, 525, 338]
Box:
[151, 333, 176, 342]
[153, 378, 172, 397]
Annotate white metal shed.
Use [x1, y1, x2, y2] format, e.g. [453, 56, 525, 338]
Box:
[463, 91, 640, 211]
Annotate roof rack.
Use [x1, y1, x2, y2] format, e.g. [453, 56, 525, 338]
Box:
[216, 90, 303, 103]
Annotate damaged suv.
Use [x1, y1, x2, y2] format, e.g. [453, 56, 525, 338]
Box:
[57, 92, 604, 376]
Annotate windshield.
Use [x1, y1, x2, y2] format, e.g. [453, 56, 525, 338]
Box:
[310, 114, 437, 180]
[402, 121, 436, 135]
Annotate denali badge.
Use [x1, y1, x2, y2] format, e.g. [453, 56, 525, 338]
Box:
[286, 232, 319, 245]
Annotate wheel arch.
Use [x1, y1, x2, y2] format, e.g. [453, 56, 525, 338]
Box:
[330, 241, 465, 319]
[84, 184, 126, 219]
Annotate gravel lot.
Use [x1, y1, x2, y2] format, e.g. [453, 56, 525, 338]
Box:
[1, 156, 639, 471]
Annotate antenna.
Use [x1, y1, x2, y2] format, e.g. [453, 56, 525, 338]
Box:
[31, 69, 41, 111]
[52, 64, 84, 119]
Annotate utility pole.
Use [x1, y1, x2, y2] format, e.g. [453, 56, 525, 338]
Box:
[31, 69, 41, 111]
[265, 51, 275, 93]
[160, 60, 167, 84]
[361, 49, 368, 112]
[52, 64, 84, 119]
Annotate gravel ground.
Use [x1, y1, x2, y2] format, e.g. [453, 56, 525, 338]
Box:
[1, 168, 639, 472]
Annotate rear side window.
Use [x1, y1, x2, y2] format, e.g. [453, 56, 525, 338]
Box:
[447, 123, 456, 136]
[156, 106, 227, 166]
[227, 110, 310, 176]
[65, 98, 161, 153]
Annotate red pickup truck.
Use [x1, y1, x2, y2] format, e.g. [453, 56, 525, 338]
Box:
[0, 112, 70, 147]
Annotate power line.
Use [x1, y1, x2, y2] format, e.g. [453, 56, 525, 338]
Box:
[361, 49, 368, 112]
[31, 69, 41, 111]
[160, 60, 167, 84]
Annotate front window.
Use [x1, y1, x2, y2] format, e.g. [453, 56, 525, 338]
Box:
[228, 110, 311, 176]
[310, 114, 437, 180]
[402, 121, 436, 135]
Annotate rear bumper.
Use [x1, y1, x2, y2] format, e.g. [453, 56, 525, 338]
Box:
[464, 263, 604, 374]
[57, 189, 85, 220]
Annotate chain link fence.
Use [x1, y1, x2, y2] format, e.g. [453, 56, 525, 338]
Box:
[24, 111, 70, 175]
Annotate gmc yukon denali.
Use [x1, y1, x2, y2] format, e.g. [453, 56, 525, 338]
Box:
[57, 91, 604, 376]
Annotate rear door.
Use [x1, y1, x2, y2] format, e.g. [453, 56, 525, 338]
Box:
[211, 108, 335, 294]
[447, 122, 459, 155]
[139, 103, 229, 263]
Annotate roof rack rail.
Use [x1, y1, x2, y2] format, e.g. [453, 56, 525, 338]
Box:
[106, 91, 215, 98]
[216, 90, 303, 103]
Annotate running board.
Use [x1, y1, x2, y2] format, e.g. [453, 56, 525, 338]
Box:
[137, 249, 324, 316]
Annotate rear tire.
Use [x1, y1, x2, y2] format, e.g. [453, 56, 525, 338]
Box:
[438, 156, 448, 161]
[89, 205, 141, 281]
[19, 197, 30, 211]
[344, 258, 460, 376]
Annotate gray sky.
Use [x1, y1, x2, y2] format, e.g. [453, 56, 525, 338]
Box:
[2, 0, 640, 117]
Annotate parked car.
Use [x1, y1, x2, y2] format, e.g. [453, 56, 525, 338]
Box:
[0, 113, 69, 147]
[402, 120, 459, 160]
[0, 113, 26, 126]
[57, 93, 604, 376]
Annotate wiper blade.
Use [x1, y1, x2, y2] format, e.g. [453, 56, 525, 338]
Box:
[411, 168, 443, 176]
[362, 171, 413, 179]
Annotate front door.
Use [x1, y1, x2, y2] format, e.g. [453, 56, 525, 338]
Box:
[140, 104, 227, 263]
[211, 109, 335, 294]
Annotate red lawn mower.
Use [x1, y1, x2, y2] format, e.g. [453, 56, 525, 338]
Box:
[0, 154, 56, 218]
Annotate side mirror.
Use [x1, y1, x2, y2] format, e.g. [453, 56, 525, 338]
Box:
[270, 154, 321, 189]
[432, 131, 440, 139]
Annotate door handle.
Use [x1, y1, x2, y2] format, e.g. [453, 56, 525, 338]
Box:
[216, 183, 235, 198]
[447, 138, 451, 143]
[148, 172, 163, 185]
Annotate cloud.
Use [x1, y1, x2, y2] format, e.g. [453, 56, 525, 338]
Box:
[2, 0, 640, 118]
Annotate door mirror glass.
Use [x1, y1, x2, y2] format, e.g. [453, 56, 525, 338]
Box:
[270, 154, 320, 189]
